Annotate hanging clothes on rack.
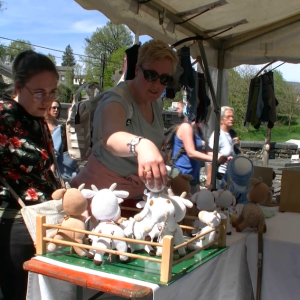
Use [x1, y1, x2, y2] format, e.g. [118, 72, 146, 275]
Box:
[179, 46, 195, 89]
[244, 71, 278, 129]
[124, 43, 141, 80]
[195, 72, 211, 123]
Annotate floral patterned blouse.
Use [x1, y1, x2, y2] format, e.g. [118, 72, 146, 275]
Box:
[0, 95, 60, 210]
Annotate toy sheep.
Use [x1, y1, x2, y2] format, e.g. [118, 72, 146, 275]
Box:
[188, 210, 226, 250]
[190, 189, 216, 235]
[47, 183, 88, 257]
[81, 183, 130, 265]
[213, 189, 236, 235]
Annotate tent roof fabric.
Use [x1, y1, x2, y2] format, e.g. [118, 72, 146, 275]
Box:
[74, 0, 300, 69]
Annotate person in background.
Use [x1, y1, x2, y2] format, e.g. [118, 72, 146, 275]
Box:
[0, 50, 60, 300]
[45, 100, 78, 182]
[44, 100, 60, 134]
[71, 39, 178, 214]
[206, 106, 239, 189]
[170, 104, 227, 193]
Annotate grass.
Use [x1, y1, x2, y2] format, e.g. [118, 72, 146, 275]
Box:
[239, 123, 300, 142]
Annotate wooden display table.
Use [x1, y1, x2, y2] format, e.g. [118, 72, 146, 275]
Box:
[23, 259, 152, 300]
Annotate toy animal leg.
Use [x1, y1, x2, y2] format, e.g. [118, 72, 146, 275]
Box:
[173, 232, 186, 257]
[73, 238, 87, 257]
[93, 241, 109, 265]
[47, 233, 64, 252]
[144, 244, 155, 256]
[236, 220, 250, 232]
[114, 240, 129, 262]
[258, 222, 267, 233]
[156, 246, 162, 256]
[232, 215, 244, 228]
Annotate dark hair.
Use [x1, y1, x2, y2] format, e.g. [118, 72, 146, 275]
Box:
[12, 50, 59, 87]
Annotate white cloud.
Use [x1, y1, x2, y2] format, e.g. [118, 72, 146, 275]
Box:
[69, 20, 104, 33]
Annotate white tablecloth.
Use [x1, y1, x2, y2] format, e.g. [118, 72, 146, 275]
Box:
[246, 212, 300, 300]
[26, 231, 254, 300]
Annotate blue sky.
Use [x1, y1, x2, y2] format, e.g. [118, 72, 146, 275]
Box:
[1, 0, 300, 82]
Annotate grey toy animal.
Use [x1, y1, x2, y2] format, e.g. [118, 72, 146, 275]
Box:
[232, 178, 271, 233]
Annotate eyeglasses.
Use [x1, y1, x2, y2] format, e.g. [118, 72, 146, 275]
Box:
[223, 115, 234, 119]
[51, 106, 60, 110]
[139, 65, 173, 86]
[24, 85, 58, 101]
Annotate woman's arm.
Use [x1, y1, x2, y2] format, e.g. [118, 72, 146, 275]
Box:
[101, 102, 167, 189]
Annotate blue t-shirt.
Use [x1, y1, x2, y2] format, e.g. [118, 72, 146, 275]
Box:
[172, 126, 205, 182]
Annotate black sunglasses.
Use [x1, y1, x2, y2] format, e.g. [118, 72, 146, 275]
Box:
[139, 65, 173, 86]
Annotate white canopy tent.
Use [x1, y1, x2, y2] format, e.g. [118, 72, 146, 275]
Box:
[73, 0, 300, 68]
[73, 0, 300, 188]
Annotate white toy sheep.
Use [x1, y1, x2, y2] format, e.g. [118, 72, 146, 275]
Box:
[81, 183, 130, 265]
[188, 210, 226, 250]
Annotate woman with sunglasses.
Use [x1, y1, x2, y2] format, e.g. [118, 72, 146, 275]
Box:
[44, 100, 61, 134]
[71, 40, 178, 215]
[0, 50, 60, 300]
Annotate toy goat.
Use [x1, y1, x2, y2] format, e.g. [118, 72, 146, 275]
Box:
[81, 183, 130, 265]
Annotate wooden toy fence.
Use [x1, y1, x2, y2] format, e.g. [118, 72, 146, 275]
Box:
[36, 214, 227, 284]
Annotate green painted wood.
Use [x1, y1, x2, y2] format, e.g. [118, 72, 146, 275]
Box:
[39, 246, 228, 286]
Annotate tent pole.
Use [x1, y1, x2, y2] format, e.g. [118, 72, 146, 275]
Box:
[198, 41, 223, 190]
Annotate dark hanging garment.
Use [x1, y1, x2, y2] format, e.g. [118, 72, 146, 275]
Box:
[260, 73, 270, 123]
[244, 78, 255, 127]
[250, 77, 260, 128]
[179, 46, 195, 89]
[125, 44, 141, 80]
[196, 72, 211, 123]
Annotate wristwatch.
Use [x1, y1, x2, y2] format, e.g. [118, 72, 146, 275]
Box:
[127, 136, 144, 156]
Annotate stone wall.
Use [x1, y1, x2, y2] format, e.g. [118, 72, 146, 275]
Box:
[240, 141, 299, 159]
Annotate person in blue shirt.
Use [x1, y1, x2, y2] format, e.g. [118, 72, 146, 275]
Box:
[52, 124, 78, 181]
[170, 103, 227, 192]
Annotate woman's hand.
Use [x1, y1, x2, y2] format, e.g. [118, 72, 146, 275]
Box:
[135, 139, 168, 190]
[217, 153, 228, 165]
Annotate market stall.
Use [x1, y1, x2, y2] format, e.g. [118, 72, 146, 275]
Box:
[24, 1, 300, 299]
[73, 0, 300, 189]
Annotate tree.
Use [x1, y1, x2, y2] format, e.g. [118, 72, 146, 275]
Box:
[273, 70, 299, 131]
[74, 63, 84, 85]
[47, 54, 56, 65]
[0, 1, 6, 12]
[61, 45, 76, 67]
[84, 21, 132, 85]
[103, 46, 127, 89]
[5, 40, 35, 62]
[0, 43, 6, 62]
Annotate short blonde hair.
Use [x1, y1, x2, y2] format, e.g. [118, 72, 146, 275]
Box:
[137, 40, 178, 73]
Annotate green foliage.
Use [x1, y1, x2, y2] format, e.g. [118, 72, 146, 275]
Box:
[103, 46, 127, 90]
[62, 45, 76, 67]
[47, 54, 56, 65]
[57, 83, 73, 103]
[240, 124, 300, 142]
[5, 40, 35, 62]
[0, 43, 6, 61]
[65, 69, 74, 88]
[83, 21, 132, 84]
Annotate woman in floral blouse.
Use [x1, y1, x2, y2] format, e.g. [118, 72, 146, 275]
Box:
[0, 50, 60, 300]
